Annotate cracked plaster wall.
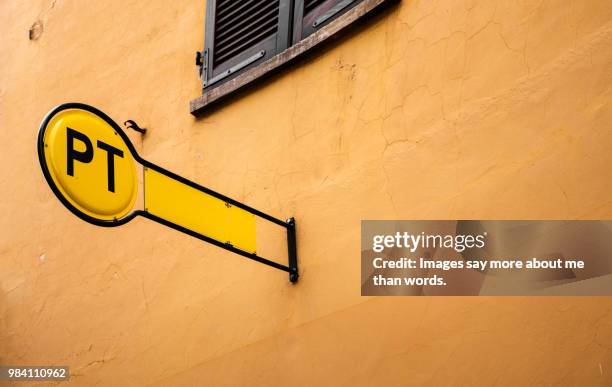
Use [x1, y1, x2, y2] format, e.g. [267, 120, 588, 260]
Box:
[0, 0, 611, 385]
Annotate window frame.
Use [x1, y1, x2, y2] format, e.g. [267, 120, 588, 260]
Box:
[192, 0, 397, 115]
[293, 0, 361, 44]
[202, 0, 293, 90]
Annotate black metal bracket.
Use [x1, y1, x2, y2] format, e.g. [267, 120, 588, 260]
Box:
[287, 217, 299, 283]
[142, 207, 300, 283]
[196, 49, 207, 81]
[195, 50, 204, 67]
[138, 160, 300, 283]
[124, 120, 147, 134]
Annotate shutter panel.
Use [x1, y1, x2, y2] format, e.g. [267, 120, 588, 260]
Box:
[292, 0, 362, 44]
[202, 0, 292, 90]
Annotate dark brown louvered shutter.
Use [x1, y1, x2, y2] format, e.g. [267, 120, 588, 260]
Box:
[201, 0, 292, 90]
[292, 0, 363, 44]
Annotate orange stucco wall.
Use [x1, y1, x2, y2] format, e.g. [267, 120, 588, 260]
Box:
[1, 0, 611, 385]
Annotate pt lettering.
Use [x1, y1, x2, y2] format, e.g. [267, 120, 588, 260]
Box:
[66, 127, 93, 176]
[66, 127, 124, 192]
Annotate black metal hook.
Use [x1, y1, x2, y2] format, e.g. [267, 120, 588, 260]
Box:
[124, 120, 147, 134]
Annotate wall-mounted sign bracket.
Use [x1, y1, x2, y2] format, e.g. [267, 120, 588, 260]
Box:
[139, 160, 300, 283]
[37, 103, 299, 283]
[139, 162, 300, 282]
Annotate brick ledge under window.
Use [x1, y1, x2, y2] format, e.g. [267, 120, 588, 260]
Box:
[190, 0, 396, 116]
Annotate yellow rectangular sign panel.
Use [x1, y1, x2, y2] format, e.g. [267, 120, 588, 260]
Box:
[144, 168, 256, 253]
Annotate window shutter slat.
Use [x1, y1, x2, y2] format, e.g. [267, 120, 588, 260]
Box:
[216, 0, 269, 25]
[215, 2, 279, 43]
[215, 21, 278, 65]
[202, 0, 291, 89]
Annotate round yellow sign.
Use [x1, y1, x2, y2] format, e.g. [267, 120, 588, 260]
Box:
[38, 104, 139, 224]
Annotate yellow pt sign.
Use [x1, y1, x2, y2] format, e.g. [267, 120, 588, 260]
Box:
[40, 107, 138, 221]
[38, 103, 255, 252]
[38, 103, 298, 282]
